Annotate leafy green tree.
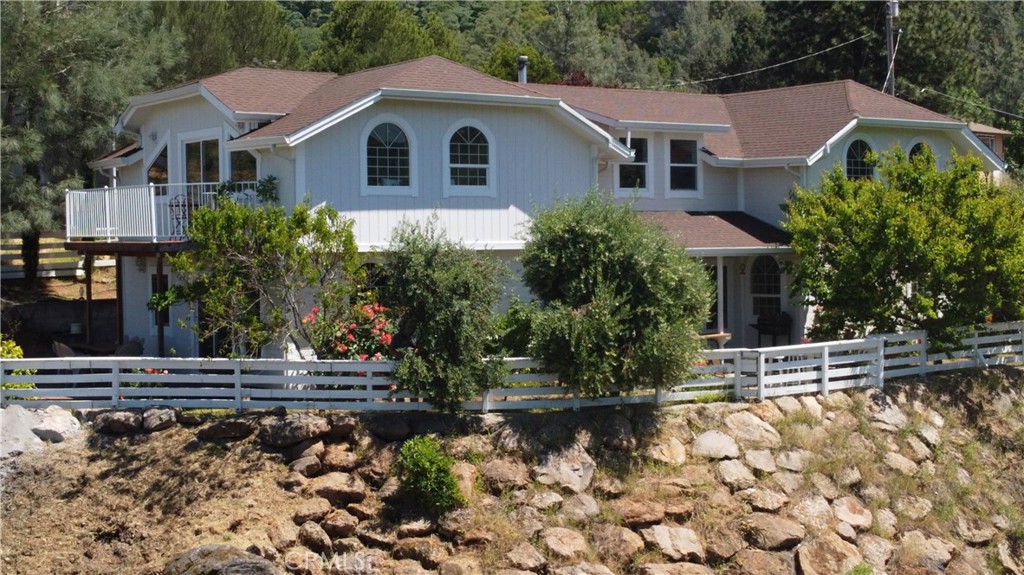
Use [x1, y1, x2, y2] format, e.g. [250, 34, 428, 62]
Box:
[521, 192, 714, 397]
[483, 41, 560, 84]
[379, 219, 505, 412]
[1, 1, 180, 283]
[784, 147, 1024, 345]
[309, 1, 462, 75]
[162, 187, 361, 358]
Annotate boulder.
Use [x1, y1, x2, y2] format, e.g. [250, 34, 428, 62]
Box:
[998, 541, 1024, 575]
[771, 471, 804, 495]
[905, 435, 932, 462]
[142, 408, 176, 433]
[505, 541, 547, 571]
[447, 434, 494, 460]
[954, 516, 997, 546]
[637, 564, 713, 575]
[163, 544, 279, 575]
[1, 405, 45, 457]
[609, 498, 666, 527]
[293, 498, 332, 525]
[94, 410, 143, 434]
[366, 414, 411, 442]
[741, 513, 805, 550]
[196, 418, 255, 441]
[540, 527, 588, 560]
[533, 442, 596, 494]
[451, 461, 477, 503]
[724, 411, 782, 449]
[786, 494, 834, 534]
[561, 493, 600, 522]
[774, 396, 803, 415]
[691, 430, 739, 459]
[31, 405, 83, 442]
[808, 473, 840, 501]
[875, 508, 898, 538]
[703, 525, 746, 561]
[884, 451, 919, 475]
[796, 534, 863, 575]
[668, 465, 715, 489]
[729, 549, 794, 575]
[918, 424, 941, 448]
[327, 413, 358, 441]
[718, 459, 756, 490]
[744, 449, 777, 474]
[591, 524, 645, 563]
[600, 413, 637, 451]
[857, 534, 895, 572]
[835, 522, 857, 543]
[639, 525, 705, 562]
[266, 521, 298, 552]
[775, 449, 812, 472]
[646, 436, 687, 465]
[832, 496, 872, 531]
[392, 536, 450, 569]
[799, 396, 823, 420]
[530, 490, 563, 511]
[897, 530, 954, 570]
[894, 496, 932, 520]
[289, 456, 322, 478]
[288, 439, 325, 462]
[357, 442, 399, 487]
[278, 472, 308, 493]
[297, 521, 332, 554]
[738, 488, 789, 512]
[480, 458, 530, 494]
[397, 518, 435, 538]
[306, 472, 368, 506]
[259, 413, 330, 447]
[438, 557, 482, 575]
[322, 509, 359, 538]
[550, 563, 615, 575]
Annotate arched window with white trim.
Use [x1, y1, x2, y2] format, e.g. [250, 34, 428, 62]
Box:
[444, 121, 496, 197]
[367, 122, 409, 187]
[751, 255, 782, 318]
[845, 139, 874, 180]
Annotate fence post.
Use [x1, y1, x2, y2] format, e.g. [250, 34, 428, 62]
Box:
[572, 388, 580, 412]
[756, 352, 766, 402]
[1019, 323, 1024, 364]
[65, 189, 72, 241]
[918, 332, 929, 377]
[111, 360, 121, 408]
[149, 183, 158, 241]
[971, 329, 984, 368]
[732, 350, 743, 400]
[875, 337, 886, 389]
[482, 389, 491, 414]
[654, 385, 662, 407]
[819, 346, 830, 397]
[234, 361, 243, 413]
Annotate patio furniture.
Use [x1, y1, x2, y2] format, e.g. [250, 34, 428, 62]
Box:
[750, 311, 792, 347]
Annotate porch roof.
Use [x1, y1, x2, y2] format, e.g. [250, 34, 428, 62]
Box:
[640, 211, 791, 254]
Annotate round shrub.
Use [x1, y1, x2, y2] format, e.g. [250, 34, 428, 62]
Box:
[395, 435, 465, 515]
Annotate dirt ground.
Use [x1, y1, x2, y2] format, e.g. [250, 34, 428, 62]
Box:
[0, 425, 297, 575]
[1, 265, 117, 304]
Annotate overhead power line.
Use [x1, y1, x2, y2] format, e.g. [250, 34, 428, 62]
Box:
[670, 33, 872, 87]
[910, 84, 1024, 121]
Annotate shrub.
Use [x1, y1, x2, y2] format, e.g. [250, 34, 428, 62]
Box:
[305, 301, 396, 361]
[395, 435, 464, 515]
[1, 334, 35, 390]
[380, 219, 506, 411]
[489, 297, 539, 356]
[521, 191, 713, 397]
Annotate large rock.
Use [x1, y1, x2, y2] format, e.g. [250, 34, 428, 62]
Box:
[293, 498, 332, 525]
[533, 442, 596, 493]
[561, 493, 600, 522]
[637, 564, 714, 575]
[832, 496, 872, 531]
[786, 495, 834, 534]
[196, 418, 255, 441]
[724, 411, 782, 449]
[897, 530, 953, 570]
[438, 557, 482, 575]
[322, 509, 359, 538]
[775, 449, 812, 472]
[259, 413, 330, 447]
[741, 513, 805, 550]
[550, 563, 615, 575]
[591, 525, 645, 563]
[393, 536, 450, 569]
[646, 437, 687, 465]
[94, 410, 143, 434]
[367, 414, 411, 442]
[297, 521, 332, 554]
[306, 472, 368, 506]
[289, 456, 322, 478]
[266, 521, 298, 552]
[718, 459, 756, 491]
[703, 525, 747, 561]
[142, 408, 176, 433]
[609, 498, 666, 527]
[857, 534, 895, 572]
[954, 516, 997, 546]
[744, 449, 777, 474]
[639, 525, 705, 562]
[1, 405, 44, 457]
[163, 544, 279, 575]
[796, 534, 863, 575]
[31, 405, 82, 442]
[321, 444, 358, 472]
[691, 430, 739, 459]
[480, 458, 530, 494]
[737, 488, 789, 512]
[728, 549, 793, 575]
[505, 541, 547, 571]
[884, 451, 919, 475]
[540, 527, 588, 560]
[895, 496, 932, 520]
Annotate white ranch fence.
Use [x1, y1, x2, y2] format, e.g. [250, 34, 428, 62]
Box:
[2, 322, 1022, 413]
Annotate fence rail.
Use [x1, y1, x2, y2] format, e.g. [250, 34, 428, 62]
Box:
[3, 322, 1022, 413]
[1, 234, 114, 280]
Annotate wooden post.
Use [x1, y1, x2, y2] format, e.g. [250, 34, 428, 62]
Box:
[876, 337, 886, 388]
[756, 352, 766, 402]
[482, 389, 491, 414]
[111, 360, 121, 408]
[84, 253, 94, 343]
[115, 255, 124, 344]
[654, 385, 662, 406]
[234, 361, 243, 413]
[918, 332, 929, 377]
[819, 346, 830, 397]
[732, 350, 743, 400]
[156, 253, 165, 357]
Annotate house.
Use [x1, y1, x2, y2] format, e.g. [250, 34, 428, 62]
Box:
[66, 56, 1007, 357]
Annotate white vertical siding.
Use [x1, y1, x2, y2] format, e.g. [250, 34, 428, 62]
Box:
[132, 97, 235, 184]
[299, 100, 595, 248]
[743, 168, 798, 227]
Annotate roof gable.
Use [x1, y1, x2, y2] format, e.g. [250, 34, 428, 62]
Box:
[200, 67, 336, 115]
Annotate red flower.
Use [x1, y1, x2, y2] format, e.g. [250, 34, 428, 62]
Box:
[347, 333, 355, 341]
[359, 354, 368, 360]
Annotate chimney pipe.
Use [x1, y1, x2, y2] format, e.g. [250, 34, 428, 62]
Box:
[517, 55, 528, 84]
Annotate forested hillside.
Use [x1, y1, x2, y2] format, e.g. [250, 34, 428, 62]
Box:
[2, 1, 1022, 250]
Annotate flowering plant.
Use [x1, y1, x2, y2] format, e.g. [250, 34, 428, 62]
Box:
[304, 301, 395, 361]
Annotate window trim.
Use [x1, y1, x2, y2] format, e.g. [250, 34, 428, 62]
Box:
[443, 119, 497, 198]
[615, 132, 652, 198]
[844, 136, 877, 180]
[229, 150, 261, 182]
[179, 127, 224, 184]
[664, 136, 703, 199]
[360, 113, 418, 197]
[750, 255, 782, 319]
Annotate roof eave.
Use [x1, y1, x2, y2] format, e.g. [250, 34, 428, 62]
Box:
[225, 135, 290, 151]
[116, 83, 203, 134]
[87, 150, 144, 170]
[616, 120, 731, 133]
[856, 117, 966, 130]
[702, 153, 810, 168]
[686, 245, 794, 257]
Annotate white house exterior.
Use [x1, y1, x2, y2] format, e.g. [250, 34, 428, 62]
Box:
[67, 56, 1008, 357]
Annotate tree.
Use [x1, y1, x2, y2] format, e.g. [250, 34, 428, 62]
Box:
[308, 1, 462, 75]
[483, 41, 560, 84]
[784, 147, 1024, 346]
[162, 185, 361, 358]
[379, 219, 505, 412]
[521, 192, 714, 397]
[1, 1, 181, 283]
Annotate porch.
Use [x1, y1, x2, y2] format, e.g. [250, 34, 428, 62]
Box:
[65, 181, 259, 243]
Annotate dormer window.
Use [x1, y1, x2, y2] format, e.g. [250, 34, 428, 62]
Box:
[667, 138, 701, 198]
[617, 137, 649, 197]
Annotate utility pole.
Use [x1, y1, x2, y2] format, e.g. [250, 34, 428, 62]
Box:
[884, 0, 900, 96]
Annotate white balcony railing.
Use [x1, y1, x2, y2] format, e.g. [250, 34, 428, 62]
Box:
[65, 182, 259, 242]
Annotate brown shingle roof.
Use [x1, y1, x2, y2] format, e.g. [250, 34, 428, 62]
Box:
[241, 56, 540, 140]
[640, 211, 790, 250]
[199, 67, 336, 115]
[524, 84, 731, 127]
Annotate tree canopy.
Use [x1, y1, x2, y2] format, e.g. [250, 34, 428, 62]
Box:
[784, 147, 1024, 346]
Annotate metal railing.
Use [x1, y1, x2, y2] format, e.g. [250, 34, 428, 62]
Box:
[65, 182, 260, 242]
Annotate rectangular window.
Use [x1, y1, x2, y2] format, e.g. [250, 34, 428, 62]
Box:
[668, 139, 699, 197]
[151, 274, 169, 328]
[185, 139, 219, 183]
[617, 137, 648, 194]
[230, 151, 258, 182]
[704, 264, 728, 332]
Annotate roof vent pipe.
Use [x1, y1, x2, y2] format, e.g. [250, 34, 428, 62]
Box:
[518, 55, 528, 84]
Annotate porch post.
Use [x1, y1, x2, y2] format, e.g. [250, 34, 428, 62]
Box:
[84, 254, 94, 343]
[156, 253, 165, 357]
[716, 256, 725, 334]
[116, 255, 124, 344]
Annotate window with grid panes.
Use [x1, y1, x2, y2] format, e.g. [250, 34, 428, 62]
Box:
[367, 123, 410, 187]
[449, 126, 488, 186]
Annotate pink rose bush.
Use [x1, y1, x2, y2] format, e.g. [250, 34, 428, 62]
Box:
[304, 301, 395, 361]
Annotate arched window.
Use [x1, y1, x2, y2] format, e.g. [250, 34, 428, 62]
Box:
[449, 126, 488, 186]
[909, 142, 929, 162]
[751, 255, 781, 318]
[845, 139, 874, 179]
[366, 122, 410, 187]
